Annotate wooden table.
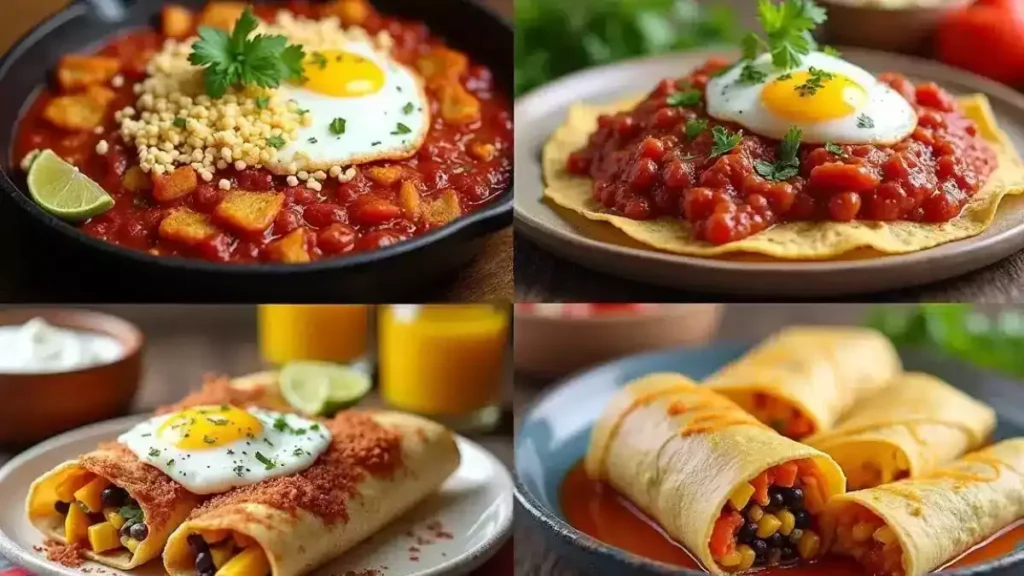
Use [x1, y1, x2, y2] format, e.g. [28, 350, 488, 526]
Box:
[513, 304, 872, 575]
[0, 305, 513, 575]
[0, 0, 512, 303]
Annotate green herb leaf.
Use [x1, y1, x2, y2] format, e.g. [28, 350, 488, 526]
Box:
[172, 117, 187, 129]
[685, 118, 708, 141]
[737, 62, 768, 85]
[119, 505, 144, 524]
[824, 141, 845, 156]
[329, 117, 347, 135]
[754, 126, 802, 181]
[392, 122, 412, 135]
[310, 52, 328, 70]
[256, 96, 269, 110]
[167, 459, 175, 466]
[823, 45, 842, 58]
[667, 89, 702, 107]
[857, 114, 874, 129]
[267, 135, 285, 148]
[753, 0, 827, 70]
[202, 435, 216, 444]
[308, 137, 318, 144]
[402, 102, 414, 114]
[255, 452, 276, 470]
[233, 465, 245, 478]
[148, 448, 160, 458]
[795, 67, 834, 97]
[710, 126, 742, 158]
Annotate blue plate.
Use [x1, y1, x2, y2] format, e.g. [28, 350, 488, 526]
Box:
[514, 343, 1024, 576]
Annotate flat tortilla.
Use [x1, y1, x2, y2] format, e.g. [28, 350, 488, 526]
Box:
[585, 373, 846, 576]
[543, 93, 1024, 259]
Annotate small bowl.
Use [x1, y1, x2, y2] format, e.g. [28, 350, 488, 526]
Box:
[513, 304, 723, 377]
[0, 309, 143, 446]
[820, 0, 972, 54]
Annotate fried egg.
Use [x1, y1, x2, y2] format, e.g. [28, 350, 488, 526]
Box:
[118, 405, 331, 494]
[266, 40, 430, 174]
[706, 51, 917, 145]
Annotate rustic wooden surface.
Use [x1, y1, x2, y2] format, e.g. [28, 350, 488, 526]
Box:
[0, 0, 513, 303]
[0, 305, 514, 575]
[512, 304, 873, 575]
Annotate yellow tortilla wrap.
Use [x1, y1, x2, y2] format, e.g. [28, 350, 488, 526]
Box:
[704, 326, 901, 438]
[26, 444, 204, 569]
[163, 411, 460, 576]
[543, 93, 1024, 259]
[807, 372, 995, 490]
[822, 438, 1024, 576]
[585, 373, 846, 576]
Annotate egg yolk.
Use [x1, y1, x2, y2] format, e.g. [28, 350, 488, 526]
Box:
[301, 49, 385, 97]
[157, 405, 263, 450]
[760, 70, 867, 123]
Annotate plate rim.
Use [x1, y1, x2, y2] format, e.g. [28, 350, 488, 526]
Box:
[513, 46, 1024, 296]
[0, 414, 514, 576]
[513, 343, 1024, 576]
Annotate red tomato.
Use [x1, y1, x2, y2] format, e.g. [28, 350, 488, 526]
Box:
[935, 2, 1024, 86]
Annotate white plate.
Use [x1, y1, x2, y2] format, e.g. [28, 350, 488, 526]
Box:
[0, 415, 513, 576]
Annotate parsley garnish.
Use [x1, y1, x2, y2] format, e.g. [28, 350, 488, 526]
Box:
[824, 141, 845, 157]
[172, 117, 187, 129]
[310, 423, 320, 431]
[267, 135, 285, 148]
[754, 126, 802, 182]
[666, 89, 702, 107]
[167, 459, 175, 466]
[148, 448, 160, 458]
[233, 465, 245, 478]
[119, 505, 144, 525]
[310, 52, 328, 70]
[329, 117, 347, 135]
[795, 67, 834, 97]
[308, 137, 318, 144]
[206, 417, 227, 426]
[402, 102, 414, 114]
[292, 448, 306, 457]
[392, 122, 412, 135]
[737, 63, 767, 85]
[710, 126, 743, 158]
[202, 435, 216, 444]
[741, 0, 827, 70]
[857, 114, 874, 129]
[823, 45, 842, 57]
[273, 416, 290, 432]
[227, 449, 235, 455]
[255, 452, 276, 470]
[778, 73, 793, 81]
[188, 6, 306, 98]
[371, 141, 381, 146]
[685, 118, 708, 141]
[256, 96, 269, 110]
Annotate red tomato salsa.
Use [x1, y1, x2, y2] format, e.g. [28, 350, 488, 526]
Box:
[13, 0, 511, 263]
[565, 58, 997, 245]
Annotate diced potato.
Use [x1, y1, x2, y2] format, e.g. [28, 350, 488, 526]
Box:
[55, 471, 94, 503]
[42, 85, 116, 131]
[199, 2, 247, 31]
[320, 0, 371, 25]
[417, 47, 468, 87]
[65, 503, 90, 544]
[103, 508, 126, 529]
[210, 542, 236, 569]
[438, 83, 481, 125]
[56, 55, 121, 92]
[119, 535, 140, 554]
[468, 141, 496, 162]
[267, 229, 310, 264]
[423, 189, 461, 227]
[215, 191, 285, 233]
[88, 522, 121, 553]
[398, 180, 421, 219]
[123, 166, 152, 192]
[152, 166, 198, 202]
[74, 477, 110, 513]
[162, 4, 195, 39]
[364, 166, 403, 185]
[216, 546, 269, 576]
[159, 209, 219, 245]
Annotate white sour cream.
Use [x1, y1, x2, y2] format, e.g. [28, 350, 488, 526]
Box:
[0, 318, 124, 373]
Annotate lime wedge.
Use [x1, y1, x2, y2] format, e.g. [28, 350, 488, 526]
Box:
[280, 361, 372, 417]
[27, 149, 114, 221]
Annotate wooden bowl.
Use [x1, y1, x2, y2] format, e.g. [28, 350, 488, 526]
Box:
[0, 309, 143, 446]
[820, 0, 972, 54]
[513, 304, 723, 377]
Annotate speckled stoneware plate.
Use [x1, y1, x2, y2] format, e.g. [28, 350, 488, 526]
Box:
[0, 415, 513, 576]
[514, 344, 1024, 575]
[514, 48, 1024, 297]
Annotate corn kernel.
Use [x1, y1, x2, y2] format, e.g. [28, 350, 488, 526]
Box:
[873, 526, 898, 546]
[103, 508, 126, 529]
[748, 504, 764, 522]
[737, 545, 756, 570]
[798, 530, 821, 559]
[777, 509, 795, 536]
[852, 521, 875, 542]
[728, 483, 755, 511]
[718, 550, 742, 567]
[756, 513, 782, 538]
[119, 535, 140, 553]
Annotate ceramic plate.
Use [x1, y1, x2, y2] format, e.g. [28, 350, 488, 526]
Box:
[514, 48, 1024, 297]
[514, 344, 1024, 575]
[0, 415, 513, 576]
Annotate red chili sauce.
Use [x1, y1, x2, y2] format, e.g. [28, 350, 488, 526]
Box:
[13, 1, 512, 263]
[565, 58, 997, 245]
[560, 461, 1024, 575]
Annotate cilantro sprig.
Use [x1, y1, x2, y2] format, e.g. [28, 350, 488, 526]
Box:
[741, 0, 826, 71]
[189, 6, 307, 98]
[754, 126, 802, 182]
[710, 126, 743, 158]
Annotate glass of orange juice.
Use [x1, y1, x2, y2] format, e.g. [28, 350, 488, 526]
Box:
[258, 305, 370, 367]
[378, 305, 508, 432]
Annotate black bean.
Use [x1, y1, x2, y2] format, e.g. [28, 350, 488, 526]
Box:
[737, 522, 757, 544]
[100, 486, 127, 508]
[766, 490, 785, 512]
[129, 522, 149, 542]
[187, 534, 208, 553]
[767, 532, 784, 549]
[792, 509, 811, 530]
[196, 551, 215, 576]
[781, 545, 798, 562]
[781, 487, 804, 508]
[54, 501, 70, 515]
[750, 538, 768, 559]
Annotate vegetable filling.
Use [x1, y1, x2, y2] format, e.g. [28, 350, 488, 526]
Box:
[187, 531, 270, 576]
[710, 459, 827, 572]
[829, 505, 904, 576]
[53, 472, 148, 555]
[744, 393, 815, 439]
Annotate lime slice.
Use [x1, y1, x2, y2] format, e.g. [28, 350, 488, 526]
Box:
[280, 361, 372, 416]
[27, 149, 114, 221]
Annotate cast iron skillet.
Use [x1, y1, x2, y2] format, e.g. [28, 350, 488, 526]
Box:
[0, 0, 512, 302]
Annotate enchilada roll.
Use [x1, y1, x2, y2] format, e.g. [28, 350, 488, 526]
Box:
[26, 443, 203, 568]
[704, 326, 901, 439]
[807, 372, 995, 490]
[585, 373, 846, 575]
[822, 438, 1024, 576]
[163, 410, 460, 576]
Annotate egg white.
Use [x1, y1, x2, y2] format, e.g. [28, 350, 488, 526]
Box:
[706, 52, 917, 145]
[118, 408, 331, 495]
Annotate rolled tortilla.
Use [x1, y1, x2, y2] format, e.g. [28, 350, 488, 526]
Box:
[163, 410, 460, 576]
[807, 372, 995, 490]
[822, 438, 1024, 576]
[704, 326, 901, 439]
[586, 373, 846, 575]
[26, 443, 204, 569]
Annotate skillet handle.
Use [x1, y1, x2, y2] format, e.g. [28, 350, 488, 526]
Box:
[75, 0, 130, 21]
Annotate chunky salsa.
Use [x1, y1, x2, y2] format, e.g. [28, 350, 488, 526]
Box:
[13, 0, 511, 263]
[565, 58, 996, 245]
